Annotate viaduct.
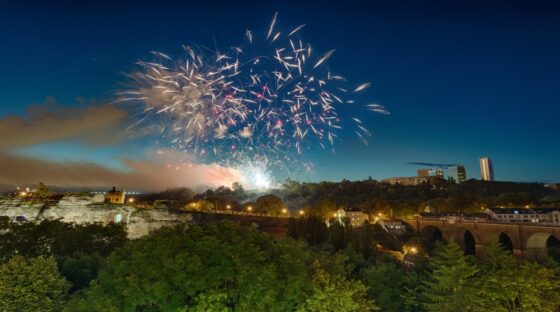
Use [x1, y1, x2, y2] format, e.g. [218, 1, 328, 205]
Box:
[407, 218, 560, 259]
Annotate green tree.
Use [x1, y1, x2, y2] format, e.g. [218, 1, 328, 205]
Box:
[0, 220, 127, 292]
[480, 242, 560, 312]
[35, 182, 49, 199]
[61, 252, 103, 292]
[420, 241, 485, 312]
[66, 222, 312, 311]
[361, 262, 407, 311]
[0, 256, 70, 312]
[255, 194, 284, 216]
[297, 262, 378, 312]
[184, 199, 215, 212]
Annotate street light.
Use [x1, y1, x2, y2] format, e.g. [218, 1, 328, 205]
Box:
[282, 208, 288, 214]
[128, 198, 135, 203]
[299, 210, 304, 216]
[247, 206, 253, 213]
[226, 204, 231, 210]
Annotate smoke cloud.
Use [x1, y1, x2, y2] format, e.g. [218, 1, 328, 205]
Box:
[0, 150, 241, 191]
[0, 97, 127, 150]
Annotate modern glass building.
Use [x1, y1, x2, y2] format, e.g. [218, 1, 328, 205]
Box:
[479, 157, 494, 181]
[448, 165, 467, 183]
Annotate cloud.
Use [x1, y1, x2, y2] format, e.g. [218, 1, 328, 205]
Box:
[0, 96, 127, 150]
[0, 150, 241, 191]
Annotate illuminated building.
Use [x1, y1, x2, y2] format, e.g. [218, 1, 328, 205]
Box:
[106, 186, 126, 204]
[429, 168, 445, 178]
[448, 165, 467, 183]
[336, 208, 369, 227]
[479, 157, 494, 181]
[417, 169, 432, 177]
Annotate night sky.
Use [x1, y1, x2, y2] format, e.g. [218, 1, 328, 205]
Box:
[1, 0, 559, 187]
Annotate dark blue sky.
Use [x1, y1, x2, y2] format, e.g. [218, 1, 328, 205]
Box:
[1, 0, 559, 183]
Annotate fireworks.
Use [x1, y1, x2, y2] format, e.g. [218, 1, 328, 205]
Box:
[118, 13, 388, 182]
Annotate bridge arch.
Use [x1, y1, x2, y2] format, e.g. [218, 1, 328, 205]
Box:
[421, 225, 444, 253]
[526, 233, 560, 260]
[447, 227, 478, 256]
[463, 230, 476, 256]
[498, 232, 514, 254]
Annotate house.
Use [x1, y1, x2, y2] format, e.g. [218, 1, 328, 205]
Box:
[532, 208, 560, 225]
[485, 208, 538, 223]
[336, 207, 369, 227]
[378, 218, 408, 235]
[106, 187, 126, 204]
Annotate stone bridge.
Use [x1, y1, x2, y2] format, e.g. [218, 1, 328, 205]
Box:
[407, 218, 560, 259]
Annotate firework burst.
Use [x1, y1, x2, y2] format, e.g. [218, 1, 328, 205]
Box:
[118, 13, 388, 180]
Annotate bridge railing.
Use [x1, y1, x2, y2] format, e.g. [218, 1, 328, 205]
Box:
[411, 216, 560, 227]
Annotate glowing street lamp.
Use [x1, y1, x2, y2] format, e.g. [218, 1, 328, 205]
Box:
[128, 198, 135, 203]
[226, 204, 231, 210]
[282, 208, 288, 214]
[298, 210, 304, 216]
[247, 206, 253, 212]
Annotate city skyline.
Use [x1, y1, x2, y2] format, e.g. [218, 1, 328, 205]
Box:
[0, 0, 559, 190]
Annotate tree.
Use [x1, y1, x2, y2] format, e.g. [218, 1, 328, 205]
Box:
[479, 242, 560, 312]
[184, 199, 215, 212]
[61, 252, 103, 292]
[420, 241, 485, 312]
[0, 220, 127, 292]
[35, 182, 49, 199]
[308, 199, 337, 219]
[255, 194, 284, 216]
[297, 261, 378, 312]
[287, 216, 329, 245]
[66, 223, 303, 311]
[360, 262, 407, 311]
[0, 256, 69, 312]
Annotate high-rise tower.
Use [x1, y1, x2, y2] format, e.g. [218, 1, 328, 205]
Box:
[479, 157, 494, 181]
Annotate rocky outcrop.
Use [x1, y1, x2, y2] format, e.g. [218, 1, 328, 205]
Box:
[40, 195, 134, 225]
[127, 208, 193, 239]
[0, 197, 45, 221]
[0, 195, 193, 239]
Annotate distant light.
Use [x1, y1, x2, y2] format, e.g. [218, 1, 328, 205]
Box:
[282, 208, 288, 214]
[299, 210, 304, 215]
[226, 204, 231, 210]
[19, 192, 27, 197]
[247, 206, 253, 211]
[410, 247, 418, 254]
[128, 198, 135, 203]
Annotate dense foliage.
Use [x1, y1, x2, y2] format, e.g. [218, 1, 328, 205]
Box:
[0, 220, 127, 293]
[65, 222, 376, 311]
[132, 179, 558, 219]
[0, 256, 69, 312]
[0, 218, 559, 311]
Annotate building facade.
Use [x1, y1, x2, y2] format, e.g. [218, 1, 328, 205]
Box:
[448, 165, 467, 183]
[336, 208, 369, 227]
[480, 157, 494, 181]
[484, 207, 560, 225]
[106, 187, 126, 204]
[417, 169, 432, 177]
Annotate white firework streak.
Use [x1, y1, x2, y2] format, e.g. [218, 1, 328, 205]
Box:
[119, 13, 388, 177]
